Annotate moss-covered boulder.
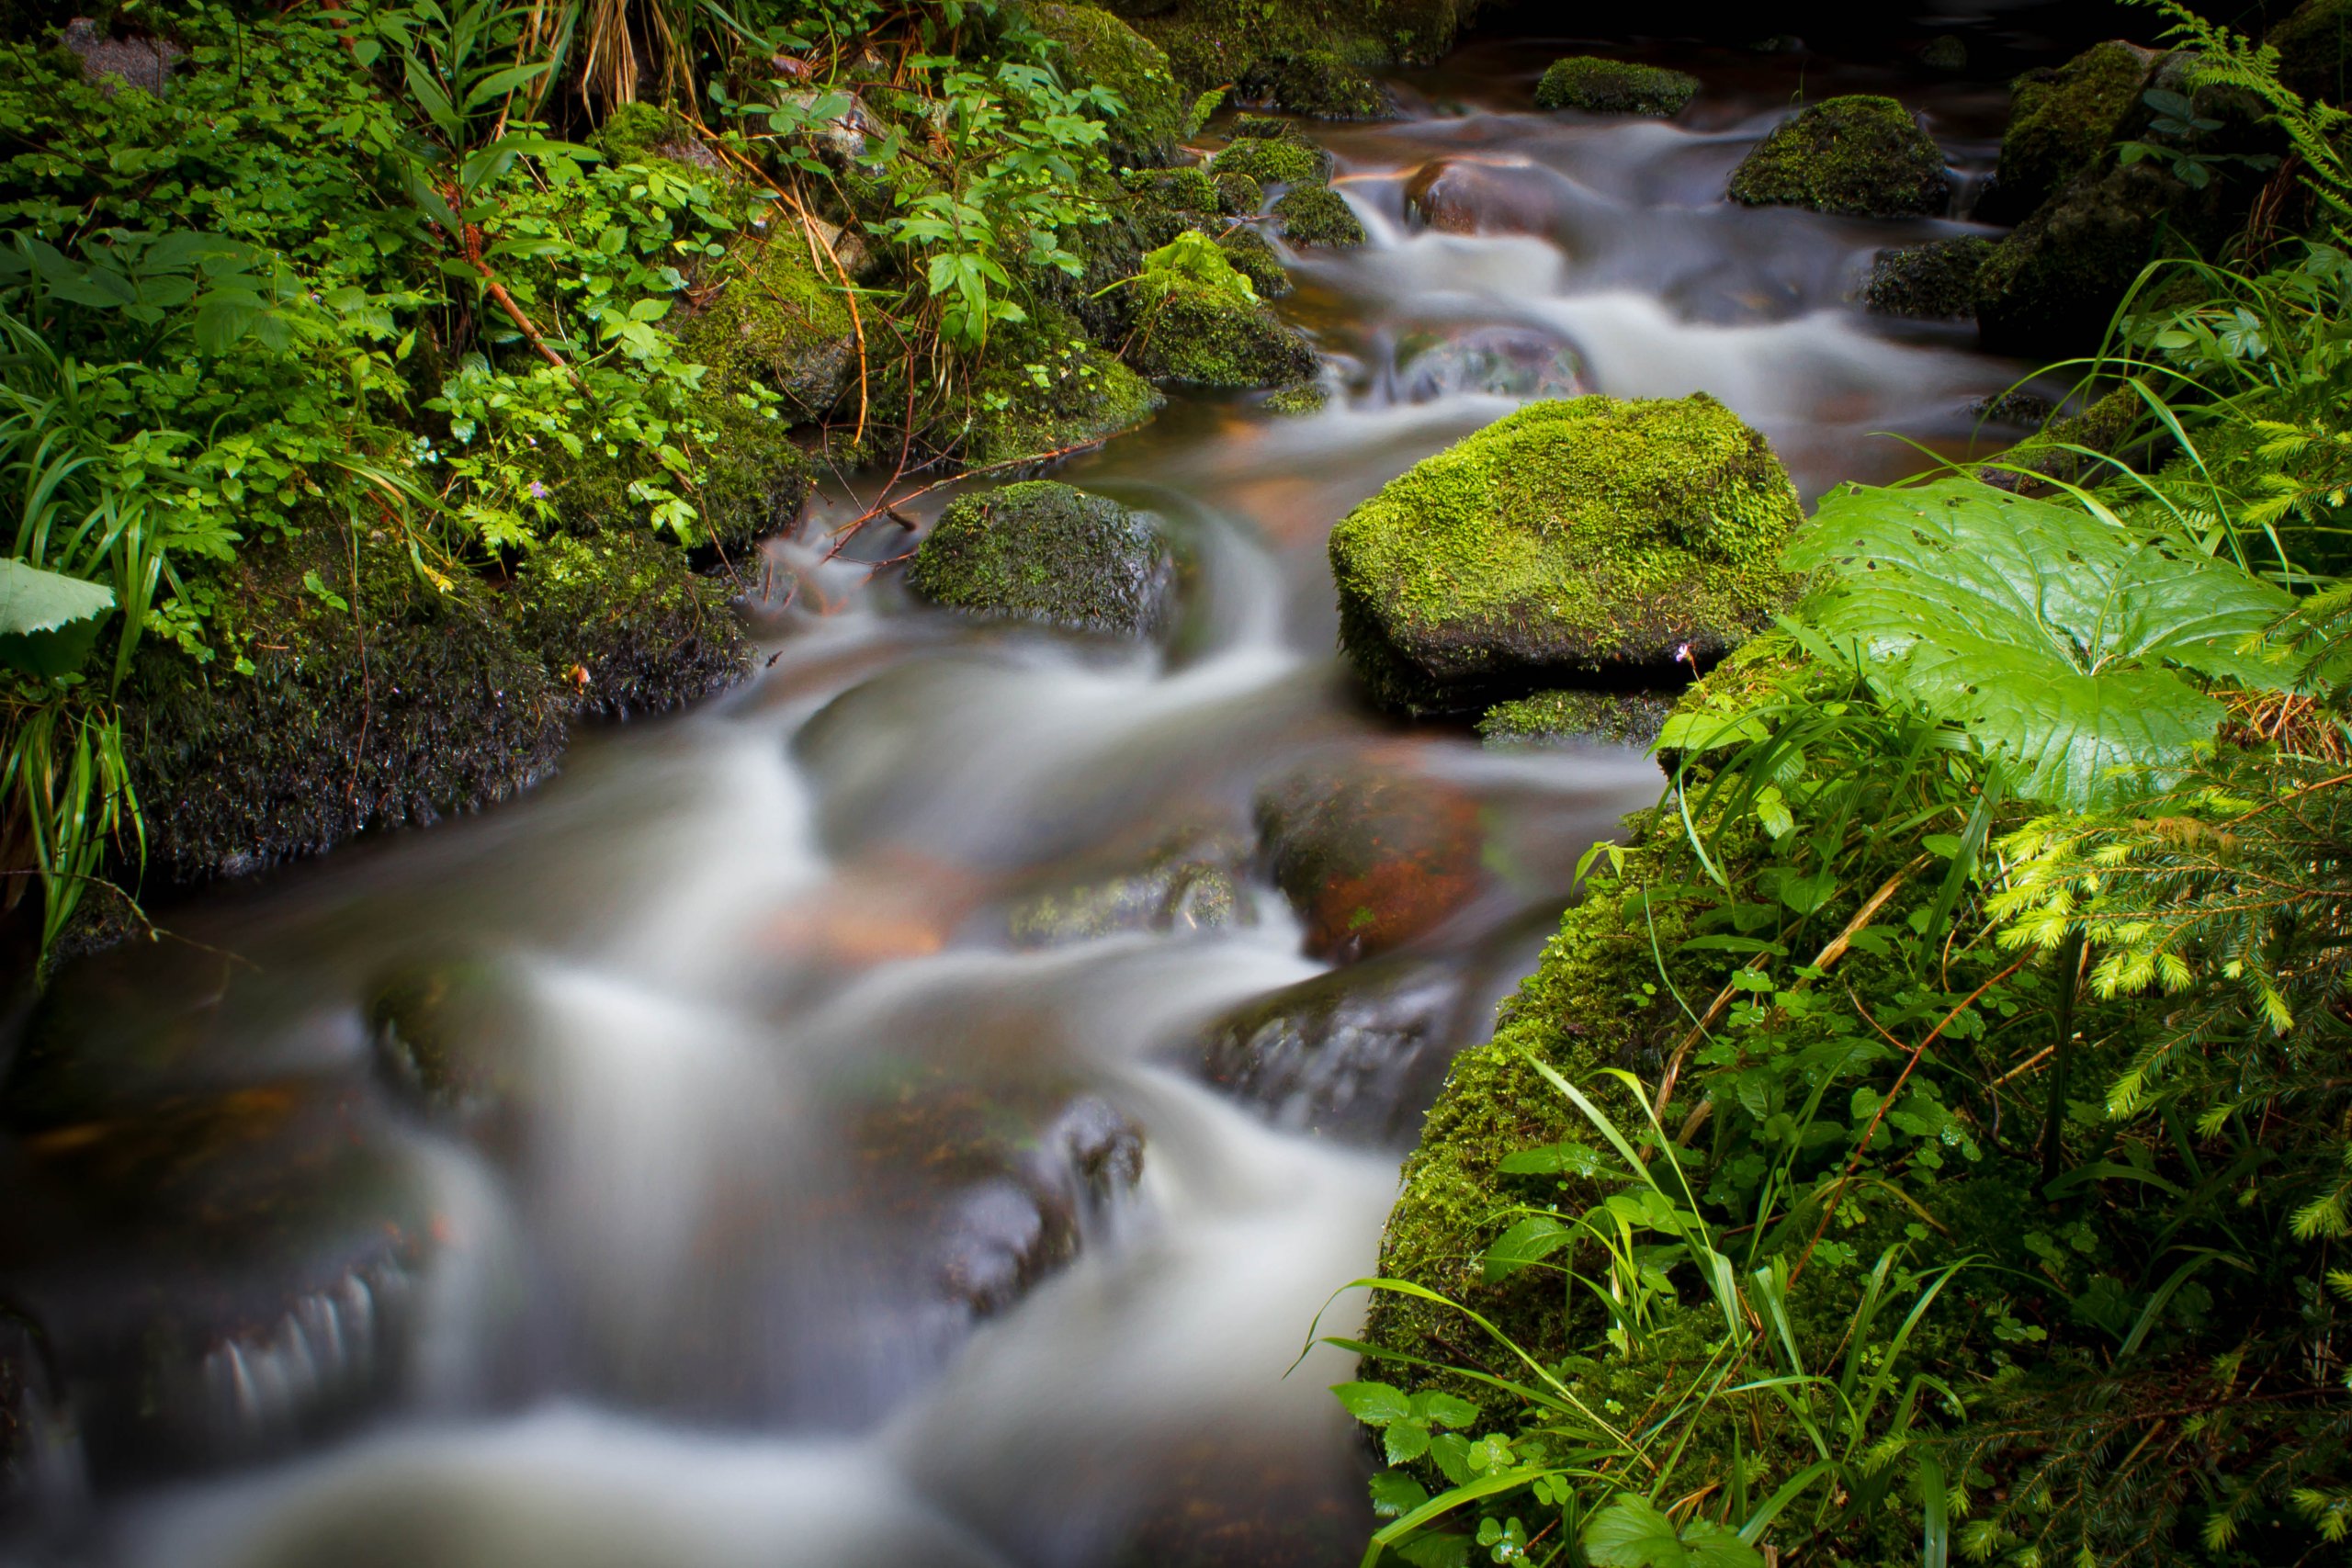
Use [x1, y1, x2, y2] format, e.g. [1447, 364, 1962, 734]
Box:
[510, 530, 749, 719]
[1533, 56, 1699, 116]
[124, 533, 570, 885]
[1218, 224, 1293, 297]
[2272, 0, 2352, 104]
[1327, 395, 1800, 715]
[1254, 761, 1484, 963]
[1265, 380, 1329, 415]
[1211, 133, 1331, 187]
[1272, 184, 1366, 246]
[1861, 234, 1993, 319]
[1130, 0, 1465, 96]
[1025, 2, 1186, 164]
[1127, 280, 1319, 387]
[1242, 48, 1395, 119]
[1476, 688, 1675, 750]
[907, 480, 1178, 637]
[675, 234, 857, 422]
[1215, 167, 1266, 214]
[1976, 40, 2153, 225]
[593, 102, 721, 170]
[963, 309, 1165, 465]
[1726, 95, 1951, 218]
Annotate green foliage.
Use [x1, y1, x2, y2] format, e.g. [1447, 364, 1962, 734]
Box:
[1788, 478, 2293, 809]
[2114, 86, 2280, 191]
[1131, 229, 1259, 306]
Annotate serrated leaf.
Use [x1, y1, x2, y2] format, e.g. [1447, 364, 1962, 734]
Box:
[1383, 1420, 1430, 1464]
[1483, 1214, 1571, 1283]
[1584, 1495, 1766, 1568]
[1330, 1380, 1411, 1426]
[1787, 479, 2295, 809]
[0, 559, 115, 679]
[1412, 1391, 1481, 1428]
[1369, 1470, 1429, 1518]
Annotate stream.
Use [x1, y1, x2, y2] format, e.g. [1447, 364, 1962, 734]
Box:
[4, 20, 2065, 1567]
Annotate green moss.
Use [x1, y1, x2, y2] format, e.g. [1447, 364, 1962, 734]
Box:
[1264, 380, 1328, 415]
[1921, 33, 1968, 71]
[2271, 0, 2352, 104]
[1979, 386, 2142, 492]
[1211, 134, 1330, 186]
[1229, 114, 1294, 140]
[906, 479, 1178, 637]
[1476, 689, 1674, 750]
[1125, 162, 1219, 209]
[123, 530, 569, 885]
[964, 307, 1165, 465]
[1126, 279, 1318, 387]
[1218, 224, 1292, 298]
[510, 529, 749, 718]
[1242, 49, 1393, 119]
[1272, 184, 1364, 246]
[1327, 395, 1801, 715]
[1025, 3, 1186, 164]
[1982, 40, 2150, 224]
[1860, 234, 1993, 319]
[1532, 56, 1699, 117]
[593, 102, 709, 168]
[1725, 95, 1951, 218]
[1132, 0, 1461, 93]
[675, 234, 857, 419]
[1214, 169, 1263, 214]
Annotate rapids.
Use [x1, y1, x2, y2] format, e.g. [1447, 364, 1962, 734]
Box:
[4, 20, 2069, 1566]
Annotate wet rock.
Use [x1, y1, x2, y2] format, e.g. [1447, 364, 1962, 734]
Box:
[1253, 761, 1483, 962]
[1215, 169, 1265, 214]
[1403, 159, 1557, 235]
[964, 307, 1166, 465]
[1477, 689, 1675, 750]
[1726, 95, 1951, 218]
[1027, 4, 1187, 164]
[1240, 50, 1395, 120]
[0, 1311, 75, 1521]
[675, 232, 858, 423]
[1008, 828, 1256, 946]
[852, 1074, 1145, 1316]
[1127, 282, 1319, 389]
[0, 1084, 437, 1482]
[511, 530, 750, 720]
[1210, 135, 1332, 188]
[907, 480, 1178, 638]
[367, 956, 540, 1148]
[1272, 186, 1365, 247]
[1862, 235, 1993, 320]
[1196, 955, 1466, 1144]
[1534, 56, 1699, 117]
[2271, 0, 2352, 104]
[59, 19, 182, 96]
[1974, 40, 2153, 226]
[1327, 394, 1800, 715]
[1396, 326, 1583, 401]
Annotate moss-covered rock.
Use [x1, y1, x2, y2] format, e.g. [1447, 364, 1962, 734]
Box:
[1264, 380, 1329, 415]
[1726, 95, 1951, 218]
[1327, 394, 1801, 715]
[593, 101, 720, 170]
[510, 529, 750, 719]
[963, 308, 1166, 465]
[1215, 168, 1264, 214]
[907, 479, 1178, 637]
[1978, 385, 2142, 492]
[1921, 33, 1968, 71]
[1476, 689, 1675, 750]
[1126, 162, 1220, 211]
[1977, 40, 2153, 225]
[1973, 158, 2235, 355]
[1130, 0, 1464, 93]
[1211, 134, 1331, 187]
[1861, 234, 1993, 319]
[124, 532, 570, 885]
[1272, 184, 1365, 246]
[1126, 280, 1318, 387]
[2271, 0, 2352, 104]
[1533, 56, 1699, 116]
[1025, 2, 1186, 164]
[1254, 761, 1484, 963]
[1218, 224, 1293, 297]
[1241, 49, 1395, 119]
[675, 233, 857, 422]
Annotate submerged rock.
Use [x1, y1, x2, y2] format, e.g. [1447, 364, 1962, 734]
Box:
[1396, 326, 1583, 402]
[1726, 95, 1951, 218]
[367, 955, 543, 1148]
[1254, 761, 1484, 962]
[1477, 689, 1675, 750]
[1975, 39, 2152, 225]
[1272, 186, 1366, 247]
[1862, 235, 1993, 320]
[1008, 828, 1256, 946]
[1196, 955, 1466, 1145]
[1403, 159, 1559, 235]
[1326, 394, 1800, 714]
[1534, 56, 1699, 117]
[907, 480, 1178, 638]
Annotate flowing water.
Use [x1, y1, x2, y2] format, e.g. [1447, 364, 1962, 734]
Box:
[5, 25, 2061, 1567]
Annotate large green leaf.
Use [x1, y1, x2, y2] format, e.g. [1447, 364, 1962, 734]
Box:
[0, 558, 115, 680]
[1584, 1495, 1765, 1568]
[1786, 479, 2295, 810]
